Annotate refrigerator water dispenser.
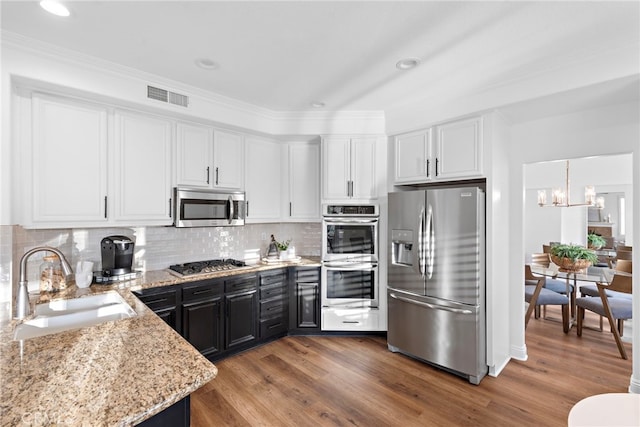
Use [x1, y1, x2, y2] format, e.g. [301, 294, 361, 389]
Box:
[391, 230, 413, 266]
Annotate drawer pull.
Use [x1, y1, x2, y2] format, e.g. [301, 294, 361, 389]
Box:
[143, 297, 168, 305]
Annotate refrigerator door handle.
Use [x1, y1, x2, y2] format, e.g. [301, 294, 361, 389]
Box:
[418, 206, 426, 278]
[389, 293, 474, 315]
[425, 204, 434, 278]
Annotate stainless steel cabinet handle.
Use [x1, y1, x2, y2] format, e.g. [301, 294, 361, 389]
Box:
[435, 158, 439, 176]
[426, 159, 430, 177]
[215, 167, 219, 185]
[389, 293, 473, 315]
[289, 202, 292, 216]
[246, 201, 249, 217]
[206, 166, 210, 184]
[104, 196, 108, 218]
[168, 198, 172, 218]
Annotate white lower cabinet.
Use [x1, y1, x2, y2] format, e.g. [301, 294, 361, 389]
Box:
[29, 94, 109, 226]
[112, 110, 173, 224]
[244, 136, 282, 222]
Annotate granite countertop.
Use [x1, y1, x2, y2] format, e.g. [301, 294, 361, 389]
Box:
[0, 257, 320, 426]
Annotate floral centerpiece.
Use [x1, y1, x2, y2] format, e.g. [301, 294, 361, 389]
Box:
[549, 244, 598, 272]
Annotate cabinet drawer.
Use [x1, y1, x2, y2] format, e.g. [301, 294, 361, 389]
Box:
[225, 275, 257, 294]
[135, 288, 177, 311]
[260, 283, 287, 300]
[296, 268, 320, 282]
[260, 317, 287, 340]
[182, 280, 223, 302]
[260, 298, 286, 318]
[260, 270, 286, 287]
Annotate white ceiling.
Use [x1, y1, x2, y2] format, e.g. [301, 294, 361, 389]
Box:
[1, 1, 639, 113]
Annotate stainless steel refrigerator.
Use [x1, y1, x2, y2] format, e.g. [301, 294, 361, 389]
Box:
[387, 186, 487, 384]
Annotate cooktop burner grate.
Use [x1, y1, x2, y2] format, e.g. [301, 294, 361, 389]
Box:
[169, 259, 246, 276]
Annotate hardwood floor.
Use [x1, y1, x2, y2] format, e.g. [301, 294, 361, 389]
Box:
[191, 309, 632, 426]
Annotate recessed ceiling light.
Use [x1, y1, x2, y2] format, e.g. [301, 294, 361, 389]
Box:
[310, 101, 325, 108]
[396, 57, 420, 70]
[194, 58, 218, 70]
[39, 0, 70, 17]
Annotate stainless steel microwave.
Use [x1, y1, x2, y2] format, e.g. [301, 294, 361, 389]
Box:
[173, 187, 246, 227]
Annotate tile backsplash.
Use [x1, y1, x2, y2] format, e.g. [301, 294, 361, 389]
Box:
[0, 223, 321, 303]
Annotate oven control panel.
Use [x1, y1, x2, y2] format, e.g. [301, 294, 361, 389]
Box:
[323, 204, 378, 216]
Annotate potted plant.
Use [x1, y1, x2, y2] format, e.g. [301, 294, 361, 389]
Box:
[549, 243, 598, 272]
[587, 232, 606, 250]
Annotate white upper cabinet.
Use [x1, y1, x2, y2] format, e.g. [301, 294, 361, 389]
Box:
[322, 136, 377, 200]
[287, 141, 320, 221]
[213, 129, 244, 190]
[394, 116, 483, 185]
[244, 136, 281, 222]
[30, 94, 109, 226]
[176, 122, 214, 188]
[112, 110, 173, 224]
[435, 116, 483, 180]
[394, 129, 432, 183]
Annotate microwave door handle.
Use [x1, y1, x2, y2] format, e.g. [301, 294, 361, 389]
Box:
[228, 196, 235, 224]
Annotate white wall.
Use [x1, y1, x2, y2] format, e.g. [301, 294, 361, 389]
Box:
[524, 154, 633, 256]
[508, 100, 640, 392]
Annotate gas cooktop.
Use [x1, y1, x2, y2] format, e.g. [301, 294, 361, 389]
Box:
[168, 259, 247, 277]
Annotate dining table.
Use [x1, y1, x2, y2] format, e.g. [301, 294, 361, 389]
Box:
[529, 264, 631, 329]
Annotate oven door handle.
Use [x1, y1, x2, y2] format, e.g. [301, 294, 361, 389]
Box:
[323, 262, 378, 270]
[322, 218, 378, 224]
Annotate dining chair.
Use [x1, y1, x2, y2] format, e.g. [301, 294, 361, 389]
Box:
[530, 253, 575, 317]
[616, 250, 632, 261]
[576, 274, 632, 359]
[578, 260, 632, 330]
[524, 265, 570, 333]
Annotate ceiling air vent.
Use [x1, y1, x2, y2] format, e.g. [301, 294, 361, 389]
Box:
[147, 85, 189, 108]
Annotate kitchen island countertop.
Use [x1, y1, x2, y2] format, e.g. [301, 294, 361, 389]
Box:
[0, 257, 319, 426]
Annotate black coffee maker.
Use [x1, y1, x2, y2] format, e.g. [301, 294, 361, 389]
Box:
[101, 235, 134, 276]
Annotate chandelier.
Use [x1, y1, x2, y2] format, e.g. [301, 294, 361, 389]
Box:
[537, 160, 603, 208]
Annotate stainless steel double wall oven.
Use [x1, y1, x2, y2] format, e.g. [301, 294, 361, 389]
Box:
[321, 204, 379, 311]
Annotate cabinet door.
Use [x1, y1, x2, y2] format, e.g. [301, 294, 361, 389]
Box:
[297, 282, 319, 329]
[288, 142, 320, 221]
[113, 111, 172, 224]
[213, 129, 243, 189]
[225, 290, 257, 349]
[244, 136, 281, 222]
[350, 137, 377, 199]
[31, 94, 108, 225]
[435, 117, 483, 180]
[322, 137, 351, 200]
[182, 298, 223, 357]
[176, 122, 213, 188]
[395, 129, 432, 184]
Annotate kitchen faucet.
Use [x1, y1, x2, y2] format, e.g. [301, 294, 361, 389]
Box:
[14, 246, 74, 320]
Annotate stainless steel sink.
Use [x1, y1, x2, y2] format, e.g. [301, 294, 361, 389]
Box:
[13, 292, 136, 341]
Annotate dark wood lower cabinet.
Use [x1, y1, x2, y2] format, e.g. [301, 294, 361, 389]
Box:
[136, 267, 320, 360]
[290, 266, 321, 333]
[182, 297, 223, 357]
[225, 290, 257, 349]
[138, 395, 190, 427]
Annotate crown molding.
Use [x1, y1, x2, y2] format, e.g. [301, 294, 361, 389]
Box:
[1, 30, 386, 134]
